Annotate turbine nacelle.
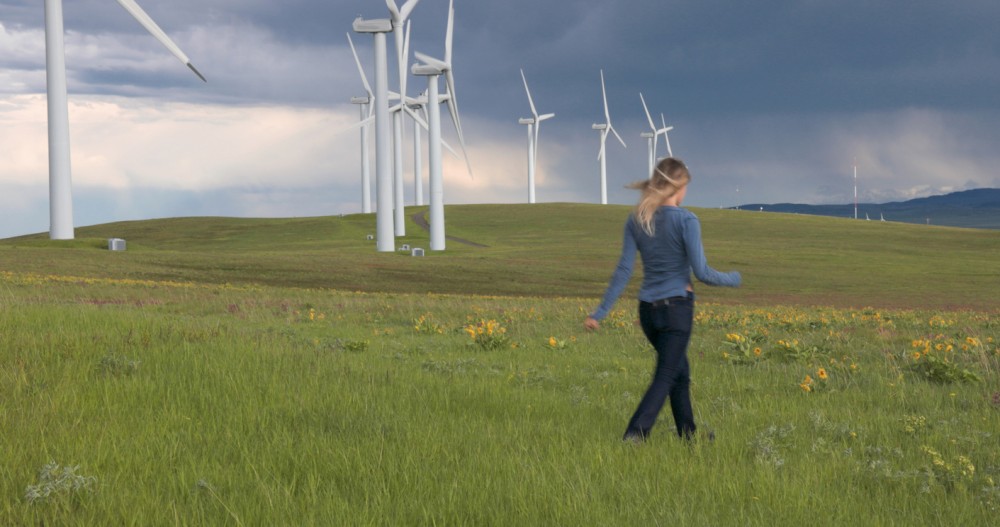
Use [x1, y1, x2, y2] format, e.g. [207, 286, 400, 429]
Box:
[352, 17, 393, 33]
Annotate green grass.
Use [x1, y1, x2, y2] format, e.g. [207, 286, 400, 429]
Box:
[2, 205, 999, 524]
[3, 204, 999, 309]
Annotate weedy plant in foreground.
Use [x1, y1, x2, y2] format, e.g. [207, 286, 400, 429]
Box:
[24, 463, 97, 505]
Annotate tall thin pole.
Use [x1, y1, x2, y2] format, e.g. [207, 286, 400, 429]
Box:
[373, 32, 394, 251]
[646, 135, 655, 178]
[393, 111, 406, 236]
[600, 131, 608, 205]
[412, 109, 423, 206]
[426, 75, 445, 251]
[854, 158, 858, 220]
[359, 103, 372, 213]
[44, 0, 74, 240]
[527, 123, 535, 204]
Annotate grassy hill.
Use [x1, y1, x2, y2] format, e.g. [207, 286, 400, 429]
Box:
[741, 188, 1000, 229]
[3, 203, 999, 310]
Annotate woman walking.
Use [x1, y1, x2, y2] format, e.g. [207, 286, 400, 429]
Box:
[585, 157, 741, 442]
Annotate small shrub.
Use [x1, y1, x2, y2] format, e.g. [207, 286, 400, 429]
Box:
[24, 462, 97, 504]
[909, 352, 981, 384]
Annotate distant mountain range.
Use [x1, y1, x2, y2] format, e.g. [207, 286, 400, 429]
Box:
[736, 188, 1000, 229]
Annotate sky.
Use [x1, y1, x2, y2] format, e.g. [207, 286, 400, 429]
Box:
[1, 0, 999, 238]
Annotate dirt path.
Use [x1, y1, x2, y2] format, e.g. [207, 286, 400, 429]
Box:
[410, 211, 489, 248]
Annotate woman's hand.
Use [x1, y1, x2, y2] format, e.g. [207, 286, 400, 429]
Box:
[584, 317, 600, 331]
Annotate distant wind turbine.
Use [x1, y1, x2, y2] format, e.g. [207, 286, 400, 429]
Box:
[854, 157, 859, 220]
[346, 33, 374, 214]
[592, 70, 626, 205]
[42, 0, 206, 240]
[639, 93, 672, 177]
[412, 0, 472, 251]
[518, 69, 555, 204]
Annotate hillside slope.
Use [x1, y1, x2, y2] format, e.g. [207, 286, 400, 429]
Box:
[740, 188, 1000, 229]
[2, 204, 998, 310]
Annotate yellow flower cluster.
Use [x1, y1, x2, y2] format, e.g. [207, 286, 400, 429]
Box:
[0, 270, 256, 292]
[413, 313, 444, 334]
[463, 319, 510, 351]
[800, 367, 829, 392]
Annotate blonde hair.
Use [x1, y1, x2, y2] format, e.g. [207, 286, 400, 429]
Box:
[629, 157, 691, 236]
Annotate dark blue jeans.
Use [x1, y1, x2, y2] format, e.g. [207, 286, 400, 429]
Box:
[624, 293, 696, 440]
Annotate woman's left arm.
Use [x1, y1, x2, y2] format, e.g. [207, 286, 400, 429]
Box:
[684, 216, 741, 287]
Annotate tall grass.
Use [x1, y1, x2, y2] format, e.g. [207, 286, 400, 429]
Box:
[2, 271, 997, 525]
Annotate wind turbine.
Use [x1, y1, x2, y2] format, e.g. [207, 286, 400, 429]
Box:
[592, 70, 626, 205]
[42, 0, 205, 240]
[518, 69, 555, 204]
[639, 93, 672, 177]
[346, 33, 373, 214]
[352, 16, 395, 252]
[412, 0, 473, 251]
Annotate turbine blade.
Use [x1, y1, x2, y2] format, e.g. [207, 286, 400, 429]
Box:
[414, 52, 448, 71]
[598, 130, 607, 161]
[114, 0, 205, 81]
[445, 0, 454, 66]
[652, 133, 659, 161]
[600, 70, 610, 122]
[664, 133, 673, 157]
[346, 33, 373, 96]
[402, 105, 429, 130]
[538, 113, 555, 121]
[640, 92, 655, 131]
[339, 114, 376, 135]
[444, 70, 473, 178]
[441, 137, 459, 158]
[520, 68, 538, 118]
[610, 125, 627, 148]
[386, 0, 401, 21]
[396, 21, 411, 99]
[400, 0, 421, 22]
[187, 63, 207, 83]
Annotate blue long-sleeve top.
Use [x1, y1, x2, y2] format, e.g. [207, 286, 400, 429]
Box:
[590, 206, 741, 321]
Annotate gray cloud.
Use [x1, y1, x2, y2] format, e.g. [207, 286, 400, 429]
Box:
[1, 0, 999, 238]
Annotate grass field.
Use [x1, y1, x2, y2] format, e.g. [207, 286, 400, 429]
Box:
[2, 204, 999, 525]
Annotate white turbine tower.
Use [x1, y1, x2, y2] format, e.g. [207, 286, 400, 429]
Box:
[42, 0, 205, 240]
[352, 16, 396, 252]
[409, 95, 426, 206]
[592, 70, 626, 205]
[518, 69, 555, 204]
[387, 1, 423, 237]
[639, 93, 672, 177]
[412, 0, 472, 251]
[347, 34, 374, 214]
